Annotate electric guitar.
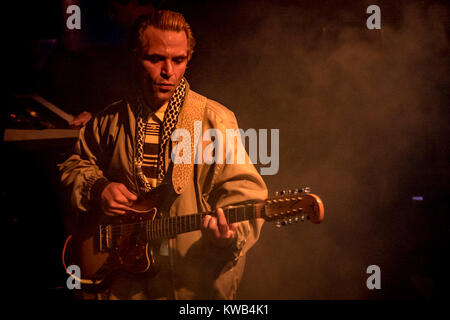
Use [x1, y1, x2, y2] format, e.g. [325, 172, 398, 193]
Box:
[62, 186, 324, 286]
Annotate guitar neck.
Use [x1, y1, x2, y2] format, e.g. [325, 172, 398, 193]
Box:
[99, 190, 323, 251]
[147, 202, 263, 240]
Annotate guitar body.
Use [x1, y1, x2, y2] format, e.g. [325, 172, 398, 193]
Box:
[63, 194, 165, 285]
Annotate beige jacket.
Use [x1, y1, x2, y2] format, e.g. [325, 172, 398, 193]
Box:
[59, 84, 268, 299]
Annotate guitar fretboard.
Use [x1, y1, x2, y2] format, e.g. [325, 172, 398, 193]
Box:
[145, 203, 262, 240]
[103, 202, 264, 246]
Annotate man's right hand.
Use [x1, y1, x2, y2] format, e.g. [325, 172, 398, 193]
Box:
[101, 182, 138, 216]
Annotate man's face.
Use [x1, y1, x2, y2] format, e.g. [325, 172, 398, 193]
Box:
[138, 26, 188, 107]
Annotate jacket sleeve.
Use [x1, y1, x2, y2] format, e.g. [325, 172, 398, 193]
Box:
[206, 111, 268, 261]
[58, 116, 110, 213]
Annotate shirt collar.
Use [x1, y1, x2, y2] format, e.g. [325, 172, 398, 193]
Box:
[153, 101, 168, 123]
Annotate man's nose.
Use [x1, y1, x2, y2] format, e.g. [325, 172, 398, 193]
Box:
[161, 59, 174, 78]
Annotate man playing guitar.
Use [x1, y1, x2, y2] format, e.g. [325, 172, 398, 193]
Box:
[59, 9, 268, 300]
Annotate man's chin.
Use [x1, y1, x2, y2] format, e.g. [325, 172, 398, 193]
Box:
[156, 91, 172, 101]
[142, 84, 176, 108]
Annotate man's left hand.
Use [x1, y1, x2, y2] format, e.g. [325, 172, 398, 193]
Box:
[202, 208, 238, 247]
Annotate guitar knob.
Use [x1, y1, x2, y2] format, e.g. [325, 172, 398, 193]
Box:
[288, 189, 292, 194]
[301, 214, 305, 221]
[294, 216, 299, 223]
[293, 188, 299, 194]
[275, 191, 279, 196]
[275, 221, 281, 228]
[302, 187, 311, 193]
[288, 218, 292, 224]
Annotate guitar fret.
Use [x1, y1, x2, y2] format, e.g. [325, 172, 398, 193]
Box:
[165, 218, 168, 238]
[174, 216, 178, 236]
[172, 217, 175, 237]
[171, 217, 174, 237]
[172, 216, 175, 236]
[179, 216, 183, 234]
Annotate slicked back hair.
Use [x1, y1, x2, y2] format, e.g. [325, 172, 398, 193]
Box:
[130, 9, 195, 61]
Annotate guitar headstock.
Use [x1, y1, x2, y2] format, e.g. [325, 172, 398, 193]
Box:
[263, 187, 324, 226]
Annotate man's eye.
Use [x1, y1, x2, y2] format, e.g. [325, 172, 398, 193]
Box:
[173, 58, 186, 64]
[144, 55, 163, 63]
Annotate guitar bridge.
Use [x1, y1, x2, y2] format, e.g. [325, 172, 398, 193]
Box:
[99, 224, 112, 252]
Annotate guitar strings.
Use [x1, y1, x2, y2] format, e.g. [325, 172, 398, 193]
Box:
[103, 205, 258, 238]
[105, 213, 211, 236]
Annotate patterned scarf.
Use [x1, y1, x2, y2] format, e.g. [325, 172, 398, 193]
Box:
[134, 78, 187, 194]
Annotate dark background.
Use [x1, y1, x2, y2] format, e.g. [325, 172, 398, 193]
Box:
[2, 0, 449, 299]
